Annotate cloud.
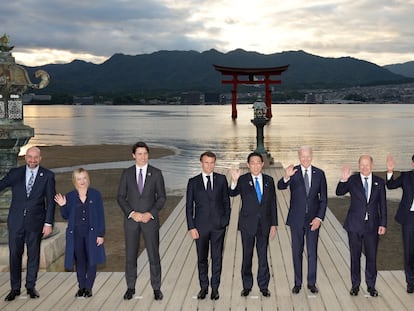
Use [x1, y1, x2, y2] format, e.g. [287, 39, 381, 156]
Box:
[2, 0, 414, 66]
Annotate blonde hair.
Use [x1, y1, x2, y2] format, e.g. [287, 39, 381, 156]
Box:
[72, 168, 90, 189]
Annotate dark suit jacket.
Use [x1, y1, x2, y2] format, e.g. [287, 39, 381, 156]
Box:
[61, 187, 106, 270]
[277, 165, 327, 228]
[0, 165, 55, 232]
[229, 173, 278, 236]
[336, 174, 387, 233]
[117, 164, 166, 225]
[186, 172, 230, 233]
[386, 170, 414, 225]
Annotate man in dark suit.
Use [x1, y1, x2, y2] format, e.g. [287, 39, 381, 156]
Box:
[229, 152, 277, 297]
[1, 146, 56, 301]
[186, 151, 231, 300]
[117, 141, 166, 301]
[277, 146, 327, 294]
[386, 154, 414, 293]
[336, 155, 387, 297]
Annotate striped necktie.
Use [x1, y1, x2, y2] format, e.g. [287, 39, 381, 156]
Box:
[27, 171, 35, 197]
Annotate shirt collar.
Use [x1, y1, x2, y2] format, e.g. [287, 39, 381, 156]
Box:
[251, 173, 262, 180]
[26, 165, 39, 175]
[301, 165, 312, 173]
[360, 173, 372, 180]
[202, 172, 213, 178]
[136, 163, 148, 171]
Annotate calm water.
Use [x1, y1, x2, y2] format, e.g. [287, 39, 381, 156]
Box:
[23, 104, 413, 198]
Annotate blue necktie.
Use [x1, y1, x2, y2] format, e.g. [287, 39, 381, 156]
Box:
[364, 177, 369, 201]
[27, 171, 34, 197]
[255, 177, 262, 203]
[138, 169, 144, 194]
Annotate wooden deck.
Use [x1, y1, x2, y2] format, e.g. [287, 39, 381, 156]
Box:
[1, 164, 413, 310]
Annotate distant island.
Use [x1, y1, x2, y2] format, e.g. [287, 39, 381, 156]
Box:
[24, 49, 414, 105]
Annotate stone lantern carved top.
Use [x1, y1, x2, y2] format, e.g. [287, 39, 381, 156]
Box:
[252, 95, 267, 119]
[0, 34, 50, 121]
[0, 34, 13, 52]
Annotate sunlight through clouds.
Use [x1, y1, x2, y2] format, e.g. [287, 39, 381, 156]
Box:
[2, 0, 414, 66]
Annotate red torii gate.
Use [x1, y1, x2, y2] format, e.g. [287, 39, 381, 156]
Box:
[213, 64, 289, 119]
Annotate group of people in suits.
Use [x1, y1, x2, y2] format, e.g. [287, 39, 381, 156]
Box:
[187, 146, 414, 301]
[2, 142, 414, 303]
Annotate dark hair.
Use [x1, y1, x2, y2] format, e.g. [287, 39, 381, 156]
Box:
[132, 141, 149, 154]
[412, 154, 414, 162]
[247, 152, 263, 163]
[200, 151, 216, 161]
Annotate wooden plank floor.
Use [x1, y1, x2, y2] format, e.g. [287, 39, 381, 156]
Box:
[1, 164, 414, 310]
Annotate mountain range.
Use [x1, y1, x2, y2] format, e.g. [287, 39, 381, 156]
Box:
[384, 61, 414, 78]
[25, 49, 413, 97]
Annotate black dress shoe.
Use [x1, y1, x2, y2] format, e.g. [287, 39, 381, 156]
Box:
[27, 288, 40, 298]
[407, 283, 414, 293]
[154, 289, 163, 300]
[210, 289, 219, 300]
[84, 288, 92, 297]
[307, 285, 319, 294]
[75, 288, 85, 297]
[197, 288, 208, 299]
[4, 289, 20, 301]
[260, 288, 271, 297]
[367, 287, 378, 297]
[240, 288, 251, 297]
[349, 286, 359, 296]
[292, 286, 301, 294]
[123, 288, 135, 300]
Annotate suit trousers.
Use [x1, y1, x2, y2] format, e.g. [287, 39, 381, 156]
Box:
[124, 220, 161, 290]
[195, 227, 226, 290]
[290, 225, 319, 286]
[8, 228, 42, 290]
[348, 230, 378, 288]
[240, 221, 270, 290]
[402, 224, 414, 285]
[74, 229, 96, 289]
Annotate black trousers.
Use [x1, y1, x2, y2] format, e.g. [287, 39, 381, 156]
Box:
[402, 224, 414, 285]
[8, 227, 42, 290]
[240, 222, 270, 290]
[195, 227, 226, 290]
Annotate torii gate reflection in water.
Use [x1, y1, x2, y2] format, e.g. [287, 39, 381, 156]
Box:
[213, 64, 289, 119]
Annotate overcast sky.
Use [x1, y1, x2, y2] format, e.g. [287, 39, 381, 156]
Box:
[3, 0, 414, 67]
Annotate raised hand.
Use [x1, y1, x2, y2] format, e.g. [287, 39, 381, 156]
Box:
[54, 193, 66, 206]
[386, 155, 395, 173]
[284, 164, 298, 179]
[230, 166, 240, 183]
[341, 165, 352, 181]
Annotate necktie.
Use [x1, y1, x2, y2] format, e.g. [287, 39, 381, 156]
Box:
[206, 175, 212, 192]
[27, 170, 35, 197]
[255, 177, 262, 203]
[304, 169, 310, 195]
[138, 169, 144, 194]
[364, 177, 369, 201]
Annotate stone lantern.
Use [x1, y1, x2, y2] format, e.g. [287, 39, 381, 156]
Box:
[251, 95, 273, 166]
[0, 34, 50, 222]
